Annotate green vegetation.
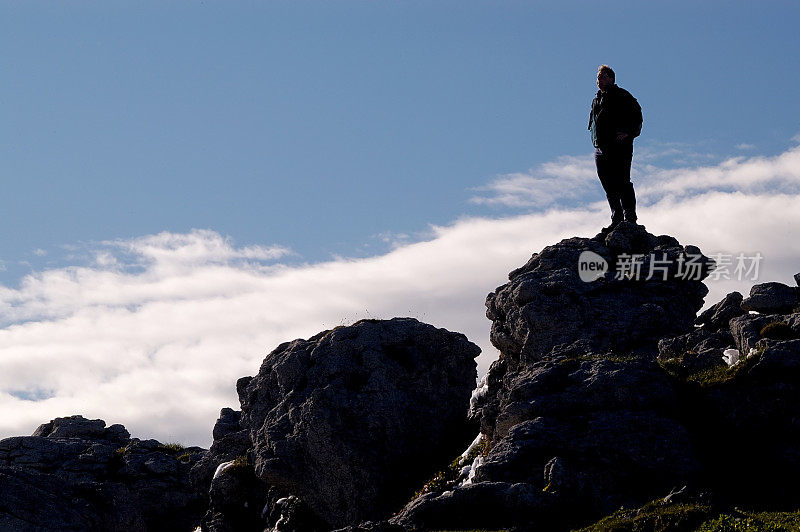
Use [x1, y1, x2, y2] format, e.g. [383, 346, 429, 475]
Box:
[694, 509, 800, 531]
[759, 322, 796, 341]
[558, 353, 640, 366]
[687, 364, 734, 387]
[231, 454, 249, 467]
[157, 442, 186, 454]
[411, 436, 488, 501]
[658, 347, 766, 388]
[574, 500, 713, 531]
[575, 501, 800, 532]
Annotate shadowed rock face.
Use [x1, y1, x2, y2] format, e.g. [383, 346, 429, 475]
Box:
[0, 415, 207, 532]
[388, 224, 714, 531]
[241, 317, 479, 528]
[486, 222, 712, 363]
[670, 288, 800, 507]
[386, 229, 800, 531]
[478, 223, 711, 444]
[196, 317, 480, 530]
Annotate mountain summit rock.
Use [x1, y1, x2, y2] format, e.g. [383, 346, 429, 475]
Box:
[385, 223, 713, 530]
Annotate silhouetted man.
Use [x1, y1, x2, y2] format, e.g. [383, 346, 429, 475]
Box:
[589, 65, 642, 231]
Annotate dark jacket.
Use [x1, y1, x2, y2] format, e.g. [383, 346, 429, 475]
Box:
[588, 85, 642, 149]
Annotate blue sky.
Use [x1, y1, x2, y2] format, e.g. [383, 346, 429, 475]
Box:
[2, 1, 798, 279]
[2, 1, 800, 445]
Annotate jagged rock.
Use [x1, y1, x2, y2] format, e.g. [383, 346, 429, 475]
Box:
[657, 327, 732, 375]
[794, 272, 800, 287]
[267, 494, 329, 532]
[392, 481, 560, 531]
[207, 318, 479, 529]
[729, 313, 800, 354]
[740, 282, 799, 314]
[694, 291, 745, 330]
[212, 408, 242, 441]
[333, 521, 406, 532]
[190, 408, 267, 532]
[684, 334, 800, 506]
[465, 355, 699, 526]
[191, 409, 252, 492]
[0, 465, 134, 531]
[0, 415, 206, 531]
[199, 458, 270, 532]
[487, 222, 711, 363]
[396, 225, 710, 531]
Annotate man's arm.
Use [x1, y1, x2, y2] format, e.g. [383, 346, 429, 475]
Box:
[628, 96, 643, 138]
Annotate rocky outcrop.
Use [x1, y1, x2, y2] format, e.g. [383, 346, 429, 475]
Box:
[666, 284, 800, 508]
[694, 291, 746, 331]
[740, 281, 799, 314]
[194, 317, 480, 530]
[0, 415, 206, 531]
[385, 223, 714, 530]
[6, 224, 800, 532]
[487, 222, 711, 363]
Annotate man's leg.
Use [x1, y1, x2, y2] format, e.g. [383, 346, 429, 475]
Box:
[595, 148, 624, 225]
[615, 144, 637, 222]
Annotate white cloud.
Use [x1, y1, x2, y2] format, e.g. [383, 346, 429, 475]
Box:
[1, 144, 800, 447]
[469, 155, 596, 208]
[636, 145, 800, 201]
[471, 141, 800, 210]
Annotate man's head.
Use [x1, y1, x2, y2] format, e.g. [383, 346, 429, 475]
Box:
[597, 65, 615, 92]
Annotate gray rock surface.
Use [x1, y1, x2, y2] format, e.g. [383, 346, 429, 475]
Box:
[740, 282, 799, 314]
[191, 408, 273, 532]
[0, 415, 206, 531]
[685, 333, 800, 506]
[694, 291, 745, 330]
[729, 313, 800, 354]
[388, 224, 711, 531]
[199, 317, 480, 530]
[487, 222, 711, 363]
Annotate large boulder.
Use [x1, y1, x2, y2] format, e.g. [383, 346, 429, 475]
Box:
[0, 415, 206, 531]
[486, 222, 711, 363]
[480, 223, 711, 442]
[740, 282, 799, 314]
[200, 317, 480, 530]
[694, 291, 745, 331]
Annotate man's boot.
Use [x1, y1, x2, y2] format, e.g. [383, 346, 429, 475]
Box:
[601, 215, 623, 234]
[621, 182, 637, 223]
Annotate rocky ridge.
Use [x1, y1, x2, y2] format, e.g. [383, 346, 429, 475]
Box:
[3, 222, 800, 531]
[0, 415, 206, 531]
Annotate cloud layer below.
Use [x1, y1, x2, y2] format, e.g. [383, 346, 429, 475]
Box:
[2, 142, 799, 447]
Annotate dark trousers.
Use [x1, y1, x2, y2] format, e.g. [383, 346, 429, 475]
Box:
[595, 143, 636, 223]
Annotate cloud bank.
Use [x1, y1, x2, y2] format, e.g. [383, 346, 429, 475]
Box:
[2, 143, 800, 447]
